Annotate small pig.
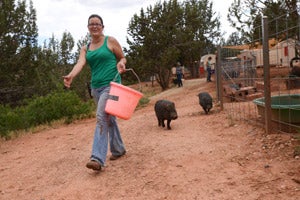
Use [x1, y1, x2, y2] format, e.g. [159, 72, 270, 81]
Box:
[198, 92, 213, 114]
[290, 57, 300, 77]
[154, 100, 178, 130]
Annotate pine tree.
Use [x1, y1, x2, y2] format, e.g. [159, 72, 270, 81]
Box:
[126, 0, 221, 90]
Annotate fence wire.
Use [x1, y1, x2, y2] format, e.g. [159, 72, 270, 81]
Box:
[218, 9, 300, 134]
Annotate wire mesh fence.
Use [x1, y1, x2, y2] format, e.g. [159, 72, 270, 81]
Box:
[217, 8, 300, 134]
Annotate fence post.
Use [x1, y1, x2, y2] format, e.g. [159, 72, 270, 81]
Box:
[262, 16, 272, 134]
[216, 46, 223, 110]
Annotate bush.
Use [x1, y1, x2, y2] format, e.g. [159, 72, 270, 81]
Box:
[0, 91, 94, 138]
[24, 91, 93, 126]
[0, 87, 151, 139]
[0, 105, 26, 138]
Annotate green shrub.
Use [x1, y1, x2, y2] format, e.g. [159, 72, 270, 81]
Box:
[24, 91, 92, 126]
[0, 105, 28, 138]
[0, 87, 150, 138]
[0, 91, 94, 138]
[0, 105, 22, 137]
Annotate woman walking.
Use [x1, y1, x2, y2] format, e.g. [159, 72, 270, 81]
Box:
[63, 14, 127, 171]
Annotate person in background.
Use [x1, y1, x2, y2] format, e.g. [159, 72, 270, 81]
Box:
[176, 62, 183, 87]
[63, 14, 127, 172]
[206, 57, 212, 82]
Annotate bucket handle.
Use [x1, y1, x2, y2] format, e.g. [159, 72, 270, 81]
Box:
[113, 68, 142, 92]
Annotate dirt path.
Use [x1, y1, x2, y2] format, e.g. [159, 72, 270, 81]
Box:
[0, 78, 299, 200]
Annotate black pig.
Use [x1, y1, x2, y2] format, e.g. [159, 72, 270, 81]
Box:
[290, 57, 300, 77]
[198, 92, 213, 114]
[154, 100, 178, 130]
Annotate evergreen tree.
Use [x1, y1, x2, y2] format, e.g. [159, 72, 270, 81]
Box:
[126, 0, 221, 90]
[0, 0, 39, 105]
[70, 34, 92, 101]
[227, 0, 299, 43]
[60, 31, 75, 66]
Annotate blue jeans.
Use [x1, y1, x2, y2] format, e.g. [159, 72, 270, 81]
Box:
[176, 73, 183, 87]
[207, 68, 212, 81]
[90, 86, 126, 167]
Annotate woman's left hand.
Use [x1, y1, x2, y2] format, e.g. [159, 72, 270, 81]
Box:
[117, 60, 126, 73]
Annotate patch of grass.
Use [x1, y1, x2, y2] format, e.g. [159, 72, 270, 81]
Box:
[294, 146, 300, 157]
[293, 134, 300, 157]
[293, 134, 300, 140]
[134, 81, 162, 109]
[137, 97, 150, 109]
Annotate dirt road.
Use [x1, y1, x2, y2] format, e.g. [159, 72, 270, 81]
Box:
[0, 78, 299, 200]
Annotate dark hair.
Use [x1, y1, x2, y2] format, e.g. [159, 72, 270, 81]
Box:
[88, 14, 104, 25]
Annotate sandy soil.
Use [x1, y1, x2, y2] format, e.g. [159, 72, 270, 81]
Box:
[0, 78, 299, 200]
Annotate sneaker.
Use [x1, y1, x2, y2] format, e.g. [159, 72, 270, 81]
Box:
[110, 151, 126, 160]
[86, 160, 101, 171]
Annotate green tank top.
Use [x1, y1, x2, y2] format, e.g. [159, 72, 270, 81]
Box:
[86, 36, 121, 89]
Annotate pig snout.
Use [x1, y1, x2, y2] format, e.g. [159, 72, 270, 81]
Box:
[170, 112, 178, 120]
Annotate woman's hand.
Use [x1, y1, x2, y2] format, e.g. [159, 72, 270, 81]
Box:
[63, 74, 73, 88]
[117, 58, 126, 74]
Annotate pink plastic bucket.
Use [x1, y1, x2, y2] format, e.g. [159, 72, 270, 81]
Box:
[105, 82, 143, 120]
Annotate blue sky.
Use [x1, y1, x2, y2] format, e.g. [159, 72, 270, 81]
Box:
[31, 0, 235, 48]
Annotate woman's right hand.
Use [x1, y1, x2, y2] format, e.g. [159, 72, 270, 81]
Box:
[63, 74, 73, 88]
